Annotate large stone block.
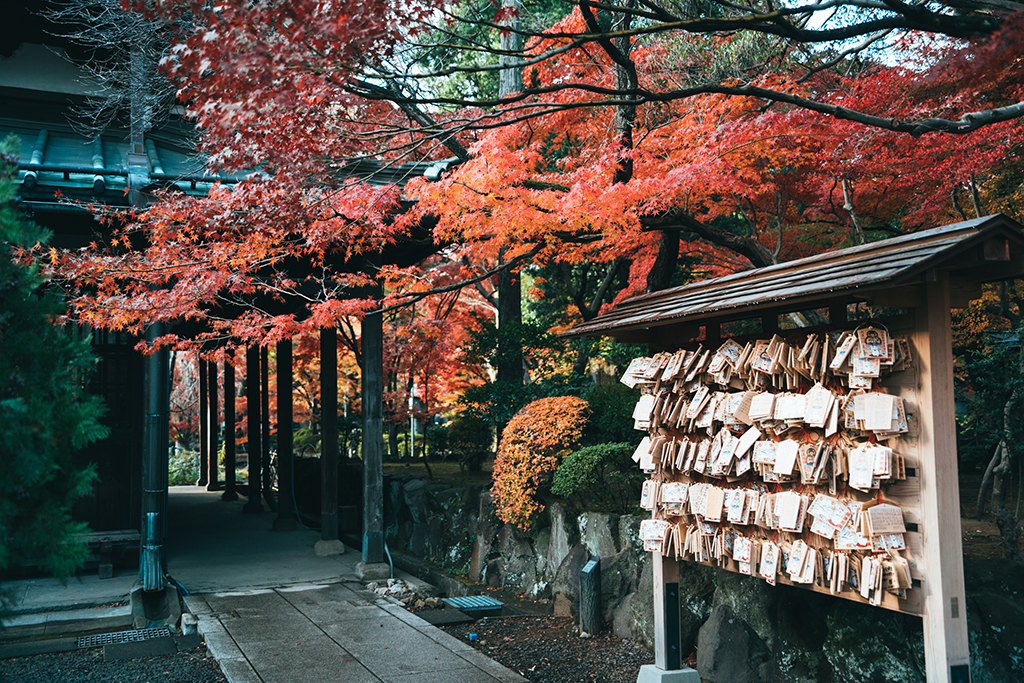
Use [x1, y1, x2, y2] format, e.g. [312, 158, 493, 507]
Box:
[497, 524, 538, 593]
[696, 603, 773, 683]
[822, 601, 926, 682]
[551, 544, 589, 617]
[709, 568, 777, 651]
[579, 511, 619, 559]
[545, 502, 576, 580]
[470, 491, 500, 582]
[600, 549, 638, 622]
[610, 591, 636, 638]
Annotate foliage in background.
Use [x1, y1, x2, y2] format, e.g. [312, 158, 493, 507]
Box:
[446, 414, 492, 474]
[491, 396, 589, 529]
[955, 330, 1024, 470]
[0, 139, 107, 596]
[168, 448, 200, 487]
[551, 442, 644, 514]
[459, 319, 581, 434]
[581, 382, 637, 446]
[952, 284, 1024, 473]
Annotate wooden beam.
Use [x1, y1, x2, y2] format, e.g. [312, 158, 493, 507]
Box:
[652, 554, 682, 671]
[261, 346, 271, 505]
[362, 307, 385, 564]
[915, 272, 971, 682]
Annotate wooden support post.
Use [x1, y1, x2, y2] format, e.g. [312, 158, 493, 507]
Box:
[580, 558, 602, 636]
[273, 340, 296, 530]
[221, 360, 238, 502]
[653, 554, 682, 671]
[261, 346, 272, 503]
[829, 299, 848, 327]
[315, 328, 343, 555]
[207, 359, 221, 491]
[321, 327, 339, 540]
[362, 306, 386, 568]
[198, 359, 209, 486]
[915, 273, 971, 683]
[242, 346, 263, 513]
[139, 322, 168, 592]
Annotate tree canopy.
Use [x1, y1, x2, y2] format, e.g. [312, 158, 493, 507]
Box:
[40, 0, 1024, 370]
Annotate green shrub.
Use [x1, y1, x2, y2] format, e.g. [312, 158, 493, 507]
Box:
[168, 448, 200, 486]
[552, 442, 644, 514]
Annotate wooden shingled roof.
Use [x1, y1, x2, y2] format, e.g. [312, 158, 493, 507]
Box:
[565, 214, 1024, 341]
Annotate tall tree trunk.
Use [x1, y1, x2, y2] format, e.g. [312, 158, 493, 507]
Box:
[496, 0, 526, 402]
[646, 230, 680, 293]
[388, 421, 400, 460]
[498, 0, 523, 99]
[977, 360, 1022, 517]
[611, 0, 636, 186]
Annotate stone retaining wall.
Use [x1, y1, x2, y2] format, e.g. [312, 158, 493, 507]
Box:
[383, 474, 1023, 682]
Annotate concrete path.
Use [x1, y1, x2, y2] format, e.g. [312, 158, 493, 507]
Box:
[186, 582, 524, 683]
[2, 486, 526, 682]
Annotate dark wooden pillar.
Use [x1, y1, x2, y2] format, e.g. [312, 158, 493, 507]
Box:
[362, 308, 385, 566]
[242, 346, 263, 513]
[221, 359, 238, 502]
[261, 346, 272, 504]
[140, 322, 168, 591]
[273, 339, 296, 530]
[207, 359, 221, 491]
[314, 326, 343, 555]
[198, 358, 209, 486]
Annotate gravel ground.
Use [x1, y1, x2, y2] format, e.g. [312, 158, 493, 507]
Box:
[0, 644, 226, 683]
[440, 615, 655, 683]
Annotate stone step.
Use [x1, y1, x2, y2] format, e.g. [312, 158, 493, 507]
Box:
[0, 603, 133, 642]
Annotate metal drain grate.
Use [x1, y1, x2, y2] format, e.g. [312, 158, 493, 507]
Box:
[77, 627, 171, 648]
[442, 595, 504, 616]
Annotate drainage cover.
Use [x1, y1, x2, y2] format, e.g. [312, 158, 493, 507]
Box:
[77, 627, 171, 648]
[442, 595, 503, 617]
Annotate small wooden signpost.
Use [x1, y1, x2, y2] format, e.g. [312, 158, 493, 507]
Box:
[565, 215, 1024, 683]
[580, 558, 602, 636]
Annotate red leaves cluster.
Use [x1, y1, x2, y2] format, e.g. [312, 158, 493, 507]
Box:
[47, 4, 1024, 372]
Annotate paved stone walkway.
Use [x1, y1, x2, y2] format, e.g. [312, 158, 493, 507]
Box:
[187, 582, 525, 683]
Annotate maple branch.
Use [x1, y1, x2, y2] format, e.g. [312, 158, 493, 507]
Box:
[641, 209, 775, 268]
[375, 243, 543, 316]
[796, 28, 893, 83]
[349, 79, 471, 162]
[461, 255, 498, 308]
[950, 187, 969, 222]
[587, 259, 627, 319]
[356, 72, 1024, 139]
[842, 178, 866, 245]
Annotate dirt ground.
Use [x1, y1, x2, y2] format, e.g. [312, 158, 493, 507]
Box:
[439, 615, 655, 683]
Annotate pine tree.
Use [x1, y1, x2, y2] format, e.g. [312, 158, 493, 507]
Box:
[0, 136, 108, 610]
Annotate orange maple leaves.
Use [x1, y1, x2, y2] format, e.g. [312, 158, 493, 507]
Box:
[491, 396, 590, 529]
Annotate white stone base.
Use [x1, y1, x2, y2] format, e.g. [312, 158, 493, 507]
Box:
[355, 561, 391, 581]
[313, 539, 345, 557]
[636, 664, 702, 683]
